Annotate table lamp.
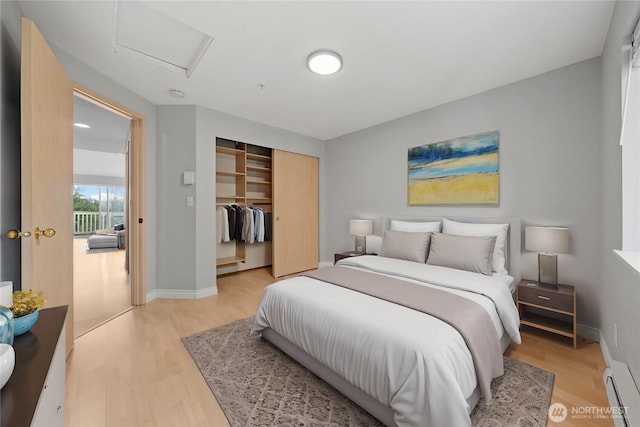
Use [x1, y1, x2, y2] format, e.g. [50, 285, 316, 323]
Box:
[525, 226, 569, 286]
[349, 219, 373, 253]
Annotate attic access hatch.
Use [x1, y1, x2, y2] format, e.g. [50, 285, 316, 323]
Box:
[114, 1, 213, 78]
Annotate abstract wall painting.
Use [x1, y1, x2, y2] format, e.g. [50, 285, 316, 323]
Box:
[408, 130, 499, 205]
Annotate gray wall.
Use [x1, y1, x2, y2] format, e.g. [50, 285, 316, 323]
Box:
[0, 1, 22, 291]
[325, 58, 602, 332]
[599, 0, 640, 383]
[156, 105, 197, 294]
[154, 104, 325, 295]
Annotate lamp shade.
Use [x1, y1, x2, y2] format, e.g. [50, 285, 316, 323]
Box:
[525, 226, 569, 254]
[349, 219, 373, 236]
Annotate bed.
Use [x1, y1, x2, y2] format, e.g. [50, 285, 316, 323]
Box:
[252, 217, 522, 427]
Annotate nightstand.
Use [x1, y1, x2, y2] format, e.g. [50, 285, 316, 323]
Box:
[334, 252, 367, 264]
[517, 280, 577, 348]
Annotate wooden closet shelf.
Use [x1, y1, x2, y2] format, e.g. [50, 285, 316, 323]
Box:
[247, 197, 272, 203]
[217, 171, 245, 177]
[216, 195, 246, 200]
[217, 146, 245, 156]
[246, 153, 271, 161]
[216, 256, 245, 266]
[246, 166, 272, 172]
[246, 180, 272, 185]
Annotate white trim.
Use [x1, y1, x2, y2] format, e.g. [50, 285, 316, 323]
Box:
[146, 289, 156, 303]
[600, 332, 613, 368]
[614, 250, 640, 279]
[319, 261, 333, 269]
[155, 286, 218, 299]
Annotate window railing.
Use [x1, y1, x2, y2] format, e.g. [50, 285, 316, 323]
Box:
[73, 211, 125, 235]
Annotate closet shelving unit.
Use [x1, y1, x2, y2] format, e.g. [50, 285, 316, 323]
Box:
[246, 146, 272, 206]
[216, 138, 272, 268]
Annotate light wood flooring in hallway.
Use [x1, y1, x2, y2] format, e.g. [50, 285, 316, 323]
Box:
[73, 237, 131, 338]
[65, 267, 612, 427]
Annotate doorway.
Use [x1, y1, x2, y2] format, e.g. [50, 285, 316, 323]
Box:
[72, 94, 131, 337]
[71, 85, 147, 338]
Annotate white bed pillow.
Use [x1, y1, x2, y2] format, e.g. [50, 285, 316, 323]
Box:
[442, 218, 509, 274]
[426, 233, 496, 275]
[380, 230, 431, 263]
[390, 220, 441, 233]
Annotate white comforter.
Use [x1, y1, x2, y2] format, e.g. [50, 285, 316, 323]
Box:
[252, 256, 521, 427]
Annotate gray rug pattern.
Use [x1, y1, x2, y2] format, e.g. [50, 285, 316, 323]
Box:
[182, 317, 554, 427]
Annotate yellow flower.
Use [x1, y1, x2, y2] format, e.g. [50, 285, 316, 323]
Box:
[11, 290, 46, 318]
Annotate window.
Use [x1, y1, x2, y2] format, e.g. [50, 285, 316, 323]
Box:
[73, 185, 125, 235]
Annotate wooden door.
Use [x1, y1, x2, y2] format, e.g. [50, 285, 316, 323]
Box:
[21, 18, 74, 355]
[272, 150, 319, 277]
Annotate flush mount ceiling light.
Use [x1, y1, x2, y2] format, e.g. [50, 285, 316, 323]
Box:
[73, 123, 91, 129]
[306, 50, 343, 75]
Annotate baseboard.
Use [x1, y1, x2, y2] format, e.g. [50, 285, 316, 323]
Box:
[577, 323, 600, 342]
[600, 332, 613, 368]
[146, 289, 156, 303]
[155, 286, 218, 299]
[319, 261, 333, 269]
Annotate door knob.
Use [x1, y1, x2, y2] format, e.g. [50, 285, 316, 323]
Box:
[34, 227, 56, 240]
[5, 229, 31, 239]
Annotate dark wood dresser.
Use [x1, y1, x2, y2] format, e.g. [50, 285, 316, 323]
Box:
[1, 305, 67, 427]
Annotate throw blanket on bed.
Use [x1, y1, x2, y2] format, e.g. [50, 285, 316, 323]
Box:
[303, 266, 503, 403]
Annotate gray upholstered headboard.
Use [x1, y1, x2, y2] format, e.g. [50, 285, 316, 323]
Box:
[370, 216, 521, 282]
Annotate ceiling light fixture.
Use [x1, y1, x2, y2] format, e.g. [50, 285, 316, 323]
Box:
[169, 88, 185, 98]
[306, 50, 343, 75]
[73, 123, 91, 129]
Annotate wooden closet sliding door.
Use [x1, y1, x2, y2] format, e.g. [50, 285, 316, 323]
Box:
[272, 150, 319, 278]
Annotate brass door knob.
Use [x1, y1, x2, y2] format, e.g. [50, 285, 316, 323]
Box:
[5, 229, 32, 239]
[34, 227, 56, 240]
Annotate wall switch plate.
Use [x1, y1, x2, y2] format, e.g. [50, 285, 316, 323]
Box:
[186, 196, 194, 207]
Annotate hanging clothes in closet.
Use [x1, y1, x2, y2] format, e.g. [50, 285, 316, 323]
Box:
[216, 206, 230, 243]
[217, 204, 271, 244]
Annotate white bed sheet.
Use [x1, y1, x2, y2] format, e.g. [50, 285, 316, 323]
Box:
[252, 256, 521, 427]
[492, 272, 516, 293]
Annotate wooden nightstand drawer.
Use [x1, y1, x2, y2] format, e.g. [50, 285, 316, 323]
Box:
[518, 285, 573, 313]
[517, 280, 576, 348]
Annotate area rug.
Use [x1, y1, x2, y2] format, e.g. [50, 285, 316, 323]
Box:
[182, 317, 554, 427]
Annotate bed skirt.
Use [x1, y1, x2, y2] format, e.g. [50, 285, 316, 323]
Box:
[261, 328, 511, 426]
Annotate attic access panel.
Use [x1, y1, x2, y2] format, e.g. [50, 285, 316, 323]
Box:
[114, 1, 213, 78]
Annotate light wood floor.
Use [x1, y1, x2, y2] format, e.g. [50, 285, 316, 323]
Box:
[65, 267, 612, 427]
[73, 237, 132, 338]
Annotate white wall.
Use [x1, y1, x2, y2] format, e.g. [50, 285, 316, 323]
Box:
[154, 104, 325, 297]
[325, 58, 602, 333]
[599, 0, 640, 383]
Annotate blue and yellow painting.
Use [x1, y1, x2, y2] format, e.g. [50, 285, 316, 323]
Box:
[408, 131, 499, 205]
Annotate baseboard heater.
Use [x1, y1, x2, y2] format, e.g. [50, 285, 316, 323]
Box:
[604, 360, 640, 427]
